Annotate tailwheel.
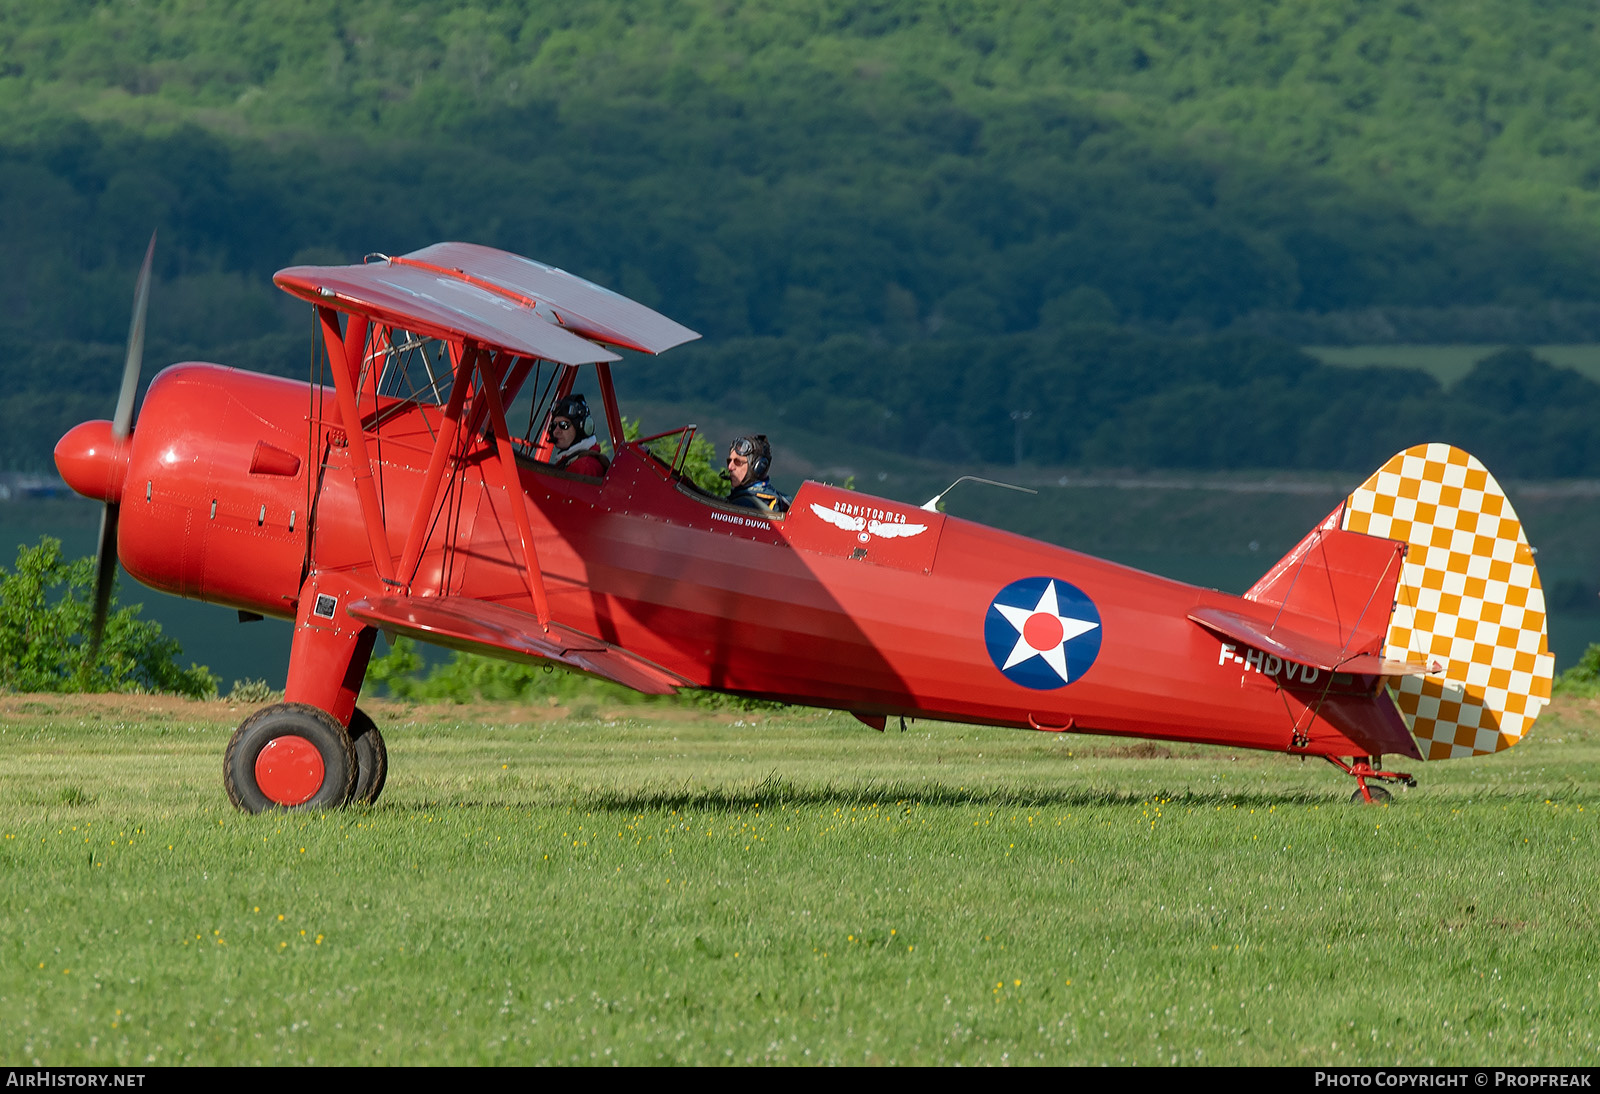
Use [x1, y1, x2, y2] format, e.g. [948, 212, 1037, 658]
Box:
[1327, 754, 1416, 805]
[348, 706, 388, 806]
[224, 702, 357, 813]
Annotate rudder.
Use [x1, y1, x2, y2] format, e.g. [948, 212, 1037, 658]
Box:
[1342, 444, 1553, 760]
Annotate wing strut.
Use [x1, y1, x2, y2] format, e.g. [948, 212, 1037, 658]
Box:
[386, 341, 553, 628]
[317, 306, 397, 584]
[473, 345, 553, 630]
[394, 344, 475, 590]
[595, 361, 627, 455]
[520, 364, 579, 464]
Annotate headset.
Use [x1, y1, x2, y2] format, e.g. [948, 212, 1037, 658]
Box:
[729, 434, 772, 482]
[548, 394, 593, 439]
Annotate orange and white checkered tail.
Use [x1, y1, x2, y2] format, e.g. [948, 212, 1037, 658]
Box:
[1342, 444, 1554, 760]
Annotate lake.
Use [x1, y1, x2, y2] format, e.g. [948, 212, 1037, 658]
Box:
[4, 495, 1595, 696]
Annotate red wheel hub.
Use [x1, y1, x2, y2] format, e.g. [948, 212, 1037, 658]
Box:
[255, 735, 326, 806]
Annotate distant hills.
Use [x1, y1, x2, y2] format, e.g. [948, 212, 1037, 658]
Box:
[5, 1, 1600, 474]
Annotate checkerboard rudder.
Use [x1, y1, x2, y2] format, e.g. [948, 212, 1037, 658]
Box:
[1341, 444, 1553, 760]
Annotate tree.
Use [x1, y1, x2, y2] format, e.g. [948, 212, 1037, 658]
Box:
[0, 538, 217, 698]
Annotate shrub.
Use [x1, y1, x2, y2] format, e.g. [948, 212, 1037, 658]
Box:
[1553, 643, 1600, 698]
[0, 537, 218, 699]
[224, 678, 283, 704]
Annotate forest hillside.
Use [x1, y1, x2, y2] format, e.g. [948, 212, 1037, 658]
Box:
[5, 1, 1600, 474]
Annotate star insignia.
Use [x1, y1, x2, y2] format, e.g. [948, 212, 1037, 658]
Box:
[992, 580, 1099, 683]
[983, 577, 1103, 690]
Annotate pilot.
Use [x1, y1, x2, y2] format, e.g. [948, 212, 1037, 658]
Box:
[725, 434, 790, 514]
[545, 394, 609, 476]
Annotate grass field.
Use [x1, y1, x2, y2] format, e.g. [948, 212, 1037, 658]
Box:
[1, 694, 1597, 1066]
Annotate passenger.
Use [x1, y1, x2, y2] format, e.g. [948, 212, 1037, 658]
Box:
[545, 394, 609, 477]
[725, 434, 790, 515]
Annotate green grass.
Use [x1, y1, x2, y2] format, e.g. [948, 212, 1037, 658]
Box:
[1305, 344, 1600, 387]
[1, 695, 1597, 1065]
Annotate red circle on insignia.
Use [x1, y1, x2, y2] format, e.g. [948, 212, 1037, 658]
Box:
[255, 735, 326, 806]
[1023, 612, 1064, 651]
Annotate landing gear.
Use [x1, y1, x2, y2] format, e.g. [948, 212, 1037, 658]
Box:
[235, 581, 384, 812]
[1327, 754, 1415, 805]
[224, 702, 358, 813]
[348, 706, 388, 806]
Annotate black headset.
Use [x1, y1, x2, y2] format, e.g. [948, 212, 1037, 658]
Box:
[730, 434, 772, 481]
[548, 394, 592, 438]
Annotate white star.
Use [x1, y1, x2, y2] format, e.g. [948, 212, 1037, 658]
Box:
[993, 580, 1099, 682]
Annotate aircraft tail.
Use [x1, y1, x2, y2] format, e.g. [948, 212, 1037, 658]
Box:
[1337, 444, 1553, 759]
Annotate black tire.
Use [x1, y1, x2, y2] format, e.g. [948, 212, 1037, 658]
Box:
[349, 706, 388, 806]
[1350, 784, 1393, 805]
[224, 702, 357, 814]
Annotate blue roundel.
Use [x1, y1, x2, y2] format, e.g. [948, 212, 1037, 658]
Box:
[983, 577, 1103, 690]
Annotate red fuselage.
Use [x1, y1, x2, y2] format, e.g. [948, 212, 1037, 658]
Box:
[59, 362, 1381, 758]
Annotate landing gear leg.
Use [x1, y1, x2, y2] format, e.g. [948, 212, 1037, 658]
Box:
[1327, 754, 1416, 804]
[283, 578, 377, 729]
[219, 573, 381, 813]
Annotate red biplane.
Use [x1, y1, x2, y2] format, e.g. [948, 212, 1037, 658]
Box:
[55, 242, 1555, 810]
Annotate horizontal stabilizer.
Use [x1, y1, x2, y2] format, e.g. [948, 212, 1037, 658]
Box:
[1189, 606, 1439, 676]
[347, 595, 691, 696]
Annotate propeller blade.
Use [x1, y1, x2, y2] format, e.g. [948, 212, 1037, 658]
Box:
[87, 503, 120, 662]
[89, 231, 155, 662]
[112, 231, 156, 439]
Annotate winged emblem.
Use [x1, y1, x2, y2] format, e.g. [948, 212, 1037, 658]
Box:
[810, 503, 866, 531]
[809, 503, 928, 541]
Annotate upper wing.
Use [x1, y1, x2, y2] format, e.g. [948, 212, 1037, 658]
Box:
[273, 260, 621, 366]
[398, 243, 700, 355]
[274, 242, 701, 363]
[347, 595, 692, 696]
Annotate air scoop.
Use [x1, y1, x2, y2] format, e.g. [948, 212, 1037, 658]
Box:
[55, 420, 129, 504]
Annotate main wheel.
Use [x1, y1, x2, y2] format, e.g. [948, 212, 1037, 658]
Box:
[1350, 784, 1393, 805]
[224, 702, 358, 813]
[348, 707, 388, 806]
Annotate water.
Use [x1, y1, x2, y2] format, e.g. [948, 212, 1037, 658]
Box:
[0, 499, 292, 690]
[4, 502, 1595, 697]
